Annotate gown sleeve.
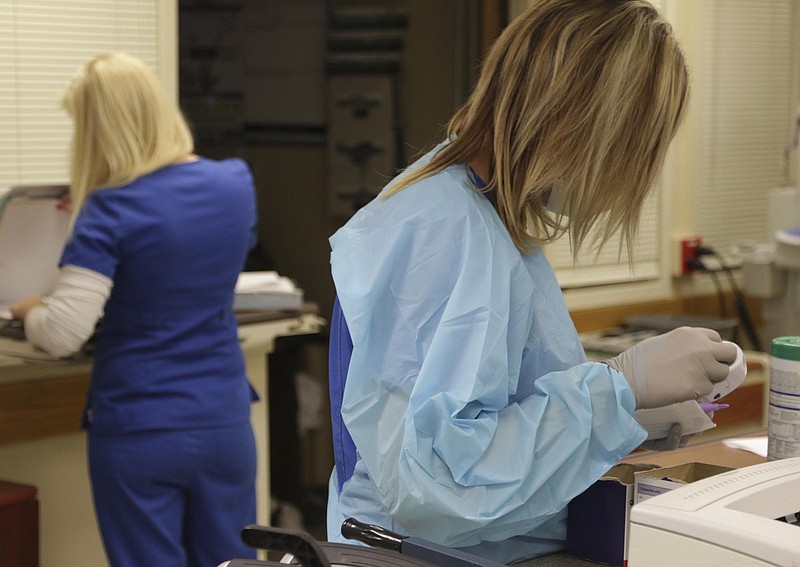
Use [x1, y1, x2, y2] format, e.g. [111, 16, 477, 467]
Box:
[330, 172, 646, 548]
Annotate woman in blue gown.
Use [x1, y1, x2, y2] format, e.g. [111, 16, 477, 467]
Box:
[326, 1, 737, 563]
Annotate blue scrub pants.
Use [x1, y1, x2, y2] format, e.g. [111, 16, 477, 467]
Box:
[88, 422, 258, 567]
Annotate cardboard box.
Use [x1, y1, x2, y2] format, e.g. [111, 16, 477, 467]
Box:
[568, 461, 735, 566]
[633, 462, 733, 504]
[566, 463, 659, 566]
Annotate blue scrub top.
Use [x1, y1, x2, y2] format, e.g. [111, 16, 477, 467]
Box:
[61, 157, 258, 435]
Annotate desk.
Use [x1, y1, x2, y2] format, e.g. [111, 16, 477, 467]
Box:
[237, 307, 326, 528]
[513, 430, 768, 567]
[0, 307, 324, 567]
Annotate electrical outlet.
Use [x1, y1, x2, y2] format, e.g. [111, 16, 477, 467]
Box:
[673, 236, 702, 276]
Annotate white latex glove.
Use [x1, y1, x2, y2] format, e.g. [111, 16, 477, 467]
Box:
[606, 327, 737, 410]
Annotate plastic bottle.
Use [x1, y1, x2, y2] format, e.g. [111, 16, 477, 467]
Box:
[768, 337, 800, 460]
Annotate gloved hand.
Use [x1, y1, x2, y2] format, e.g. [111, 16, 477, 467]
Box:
[606, 326, 738, 410]
[640, 423, 692, 451]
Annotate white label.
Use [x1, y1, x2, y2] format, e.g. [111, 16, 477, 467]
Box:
[768, 357, 800, 459]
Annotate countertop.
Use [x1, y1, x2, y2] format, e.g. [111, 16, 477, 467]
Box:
[0, 303, 322, 386]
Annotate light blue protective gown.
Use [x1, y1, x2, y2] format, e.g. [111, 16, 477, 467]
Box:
[327, 143, 647, 564]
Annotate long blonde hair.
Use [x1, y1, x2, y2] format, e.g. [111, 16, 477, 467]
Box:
[61, 53, 194, 213]
[385, 0, 689, 255]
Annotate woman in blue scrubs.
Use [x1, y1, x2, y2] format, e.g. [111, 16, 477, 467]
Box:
[327, 0, 738, 564]
[11, 53, 258, 566]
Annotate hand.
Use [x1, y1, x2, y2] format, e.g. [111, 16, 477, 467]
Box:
[10, 296, 45, 321]
[606, 327, 738, 409]
[640, 423, 692, 451]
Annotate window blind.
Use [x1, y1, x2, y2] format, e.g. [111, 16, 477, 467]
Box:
[0, 1, 160, 192]
[543, 193, 661, 288]
[543, 0, 666, 288]
[697, 0, 796, 250]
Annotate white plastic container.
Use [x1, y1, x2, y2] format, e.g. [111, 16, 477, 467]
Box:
[768, 337, 800, 460]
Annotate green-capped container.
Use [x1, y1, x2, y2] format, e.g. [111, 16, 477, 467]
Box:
[768, 337, 800, 460]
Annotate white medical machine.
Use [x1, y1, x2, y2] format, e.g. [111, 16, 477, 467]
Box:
[628, 457, 800, 566]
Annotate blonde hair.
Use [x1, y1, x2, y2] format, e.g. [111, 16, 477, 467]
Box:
[61, 53, 194, 213]
[385, 0, 689, 256]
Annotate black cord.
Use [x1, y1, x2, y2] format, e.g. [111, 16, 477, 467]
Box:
[695, 246, 764, 352]
[690, 256, 728, 317]
[708, 269, 728, 317]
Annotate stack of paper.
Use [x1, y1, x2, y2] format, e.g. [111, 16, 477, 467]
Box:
[234, 271, 304, 311]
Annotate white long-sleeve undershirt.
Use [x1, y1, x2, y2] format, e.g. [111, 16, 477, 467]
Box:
[24, 264, 113, 358]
